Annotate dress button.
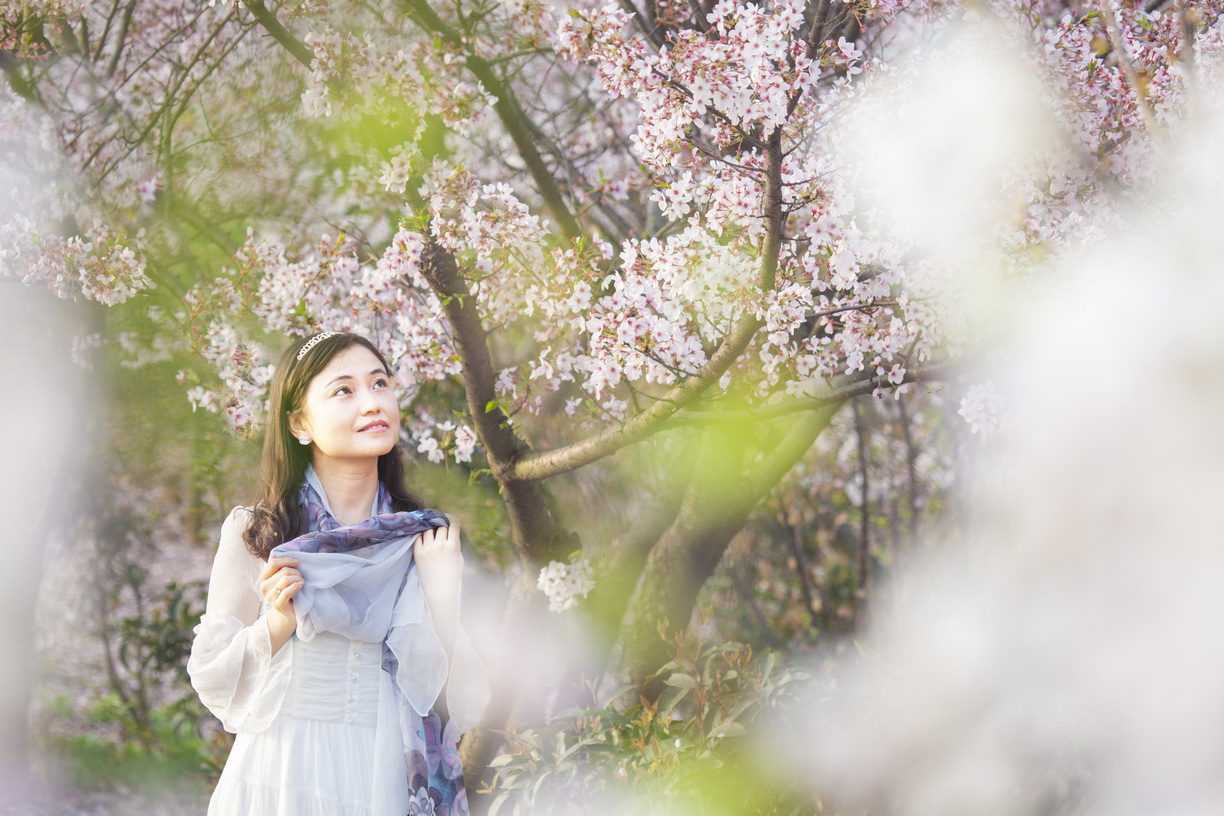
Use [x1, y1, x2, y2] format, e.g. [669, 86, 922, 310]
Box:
[350, 674, 358, 682]
[345, 717, 354, 725]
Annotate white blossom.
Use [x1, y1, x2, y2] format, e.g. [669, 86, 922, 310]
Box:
[537, 557, 595, 613]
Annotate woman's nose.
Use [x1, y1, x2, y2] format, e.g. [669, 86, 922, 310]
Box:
[359, 387, 381, 412]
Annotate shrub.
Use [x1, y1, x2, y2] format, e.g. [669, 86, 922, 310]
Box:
[487, 636, 813, 815]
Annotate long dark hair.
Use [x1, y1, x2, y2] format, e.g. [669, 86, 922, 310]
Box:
[244, 332, 423, 559]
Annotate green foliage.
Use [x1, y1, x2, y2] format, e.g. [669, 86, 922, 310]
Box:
[45, 574, 232, 792]
[38, 693, 220, 796]
[487, 637, 815, 816]
[113, 581, 200, 704]
[110, 580, 231, 773]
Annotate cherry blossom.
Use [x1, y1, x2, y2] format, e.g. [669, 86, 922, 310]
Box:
[537, 557, 596, 613]
[958, 381, 1007, 438]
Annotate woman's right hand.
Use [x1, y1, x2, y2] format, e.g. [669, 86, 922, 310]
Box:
[259, 556, 303, 651]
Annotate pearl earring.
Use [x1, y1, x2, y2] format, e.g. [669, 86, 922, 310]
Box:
[298, 435, 311, 445]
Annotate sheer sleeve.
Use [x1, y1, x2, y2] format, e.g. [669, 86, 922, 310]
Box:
[186, 506, 293, 734]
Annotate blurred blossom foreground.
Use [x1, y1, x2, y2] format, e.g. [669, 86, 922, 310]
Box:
[795, 34, 1224, 816]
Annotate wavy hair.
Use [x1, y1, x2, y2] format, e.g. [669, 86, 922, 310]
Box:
[244, 332, 423, 559]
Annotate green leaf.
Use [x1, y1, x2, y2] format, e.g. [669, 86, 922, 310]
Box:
[656, 684, 691, 718]
[602, 683, 638, 706]
[708, 721, 748, 739]
[727, 697, 758, 723]
[552, 706, 588, 720]
[664, 673, 697, 689]
[760, 651, 776, 681]
[487, 793, 510, 816]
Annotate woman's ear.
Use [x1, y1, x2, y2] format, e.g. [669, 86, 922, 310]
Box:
[287, 410, 308, 440]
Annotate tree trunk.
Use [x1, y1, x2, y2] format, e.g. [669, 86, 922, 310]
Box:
[619, 405, 840, 696]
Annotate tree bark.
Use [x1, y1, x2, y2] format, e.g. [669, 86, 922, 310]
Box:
[619, 404, 840, 696]
[420, 242, 571, 803]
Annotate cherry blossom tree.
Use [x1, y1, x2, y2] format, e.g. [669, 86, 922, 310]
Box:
[4, 0, 1221, 790]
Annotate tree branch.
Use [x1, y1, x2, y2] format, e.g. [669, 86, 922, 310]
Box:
[657, 361, 950, 427]
[103, 0, 138, 78]
[419, 240, 569, 564]
[505, 313, 762, 482]
[240, 0, 313, 68]
[402, 0, 581, 240]
[506, 125, 790, 482]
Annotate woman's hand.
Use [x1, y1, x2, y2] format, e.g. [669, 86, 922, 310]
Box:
[414, 517, 464, 602]
[258, 556, 303, 653]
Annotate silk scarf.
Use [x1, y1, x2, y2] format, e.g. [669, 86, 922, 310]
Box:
[270, 474, 470, 815]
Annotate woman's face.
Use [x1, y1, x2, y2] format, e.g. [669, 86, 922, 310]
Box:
[289, 345, 400, 464]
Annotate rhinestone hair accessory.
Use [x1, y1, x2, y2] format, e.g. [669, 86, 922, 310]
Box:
[296, 331, 340, 362]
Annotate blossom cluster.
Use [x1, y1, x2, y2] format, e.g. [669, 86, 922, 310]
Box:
[537, 556, 596, 613]
[299, 22, 497, 135]
[958, 381, 1007, 438]
[557, 1, 819, 170]
[7, 0, 1221, 451]
[0, 217, 152, 305]
[415, 420, 479, 465]
[179, 323, 274, 437]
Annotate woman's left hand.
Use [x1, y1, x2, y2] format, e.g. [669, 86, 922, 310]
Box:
[414, 516, 464, 603]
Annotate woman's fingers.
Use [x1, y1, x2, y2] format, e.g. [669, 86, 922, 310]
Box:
[417, 519, 461, 553]
[259, 556, 299, 582]
[260, 557, 303, 606]
[272, 577, 304, 609]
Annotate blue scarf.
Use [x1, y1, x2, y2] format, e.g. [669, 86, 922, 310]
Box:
[270, 474, 471, 816]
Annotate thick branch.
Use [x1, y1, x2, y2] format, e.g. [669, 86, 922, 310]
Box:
[241, 0, 313, 68]
[507, 131, 791, 481]
[103, 0, 138, 77]
[584, 433, 699, 650]
[420, 243, 522, 472]
[456, 573, 543, 802]
[420, 241, 565, 561]
[507, 313, 762, 481]
[620, 404, 840, 694]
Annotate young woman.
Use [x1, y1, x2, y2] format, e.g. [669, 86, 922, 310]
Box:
[188, 331, 489, 816]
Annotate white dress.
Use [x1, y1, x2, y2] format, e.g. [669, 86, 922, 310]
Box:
[187, 492, 488, 816]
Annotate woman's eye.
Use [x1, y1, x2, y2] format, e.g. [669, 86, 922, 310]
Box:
[374, 378, 389, 388]
[334, 386, 351, 396]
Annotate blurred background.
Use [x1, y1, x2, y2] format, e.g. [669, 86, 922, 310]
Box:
[4, 0, 1222, 814]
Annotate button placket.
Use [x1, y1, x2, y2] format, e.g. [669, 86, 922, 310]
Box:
[344, 643, 361, 725]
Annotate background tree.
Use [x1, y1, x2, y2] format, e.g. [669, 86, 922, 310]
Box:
[3, 0, 1219, 799]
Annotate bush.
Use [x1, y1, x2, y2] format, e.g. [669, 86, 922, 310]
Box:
[487, 636, 814, 816]
[39, 694, 219, 796]
[36, 579, 230, 804]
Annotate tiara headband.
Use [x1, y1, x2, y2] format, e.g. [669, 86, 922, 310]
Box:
[296, 331, 341, 362]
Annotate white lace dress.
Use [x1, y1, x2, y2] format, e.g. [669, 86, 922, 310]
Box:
[187, 499, 488, 816]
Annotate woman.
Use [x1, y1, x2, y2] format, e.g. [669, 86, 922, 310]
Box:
[188, 331, 489, 816]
